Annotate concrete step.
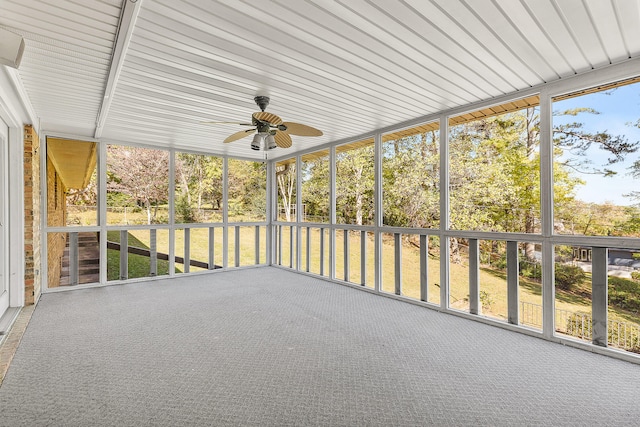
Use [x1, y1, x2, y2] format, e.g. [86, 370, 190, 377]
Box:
[59, 273, 99, 286]
[61, 266, 100, 276]
[62, 258, 100, 267]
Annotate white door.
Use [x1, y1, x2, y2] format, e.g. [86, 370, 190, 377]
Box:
[0, 118, 8, 318]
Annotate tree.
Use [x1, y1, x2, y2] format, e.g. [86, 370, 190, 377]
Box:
[383, 131, 439, 228]
[301, 154, 330, 222]
[276, 162, 296, 222]
[553, 108, 638, 176]
[228, 159, 266, 221]
[336, 144, 375, 225]
[175, 153, 223, 222]
[107, 145, 169, 224]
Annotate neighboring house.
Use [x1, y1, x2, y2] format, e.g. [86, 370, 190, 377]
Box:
[573, 247, 640, 270]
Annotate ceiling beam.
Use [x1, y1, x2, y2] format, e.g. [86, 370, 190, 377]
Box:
[94, 0, 142, 139]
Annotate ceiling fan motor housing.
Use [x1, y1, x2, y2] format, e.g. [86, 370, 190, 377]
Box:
[254, 95, 270, 112]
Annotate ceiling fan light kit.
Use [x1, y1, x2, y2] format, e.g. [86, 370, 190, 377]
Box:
[204, 96, 323, 150]
[250, 132, 278, 151]
[251, 133, 262, 150]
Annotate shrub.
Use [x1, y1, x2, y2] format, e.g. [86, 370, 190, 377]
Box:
[554, 263, 586, 291]
[608, 276, 640, 313]
[175, 194, 195, 223]
[631, 271, 640, 281]
[519, 259, 542, 281]
[480, 290, 494, 311]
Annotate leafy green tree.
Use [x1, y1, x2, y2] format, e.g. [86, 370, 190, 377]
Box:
[301, 154, 330, 222]
[176, 153, 223, 210]
[336, 144, 374, 225]
[228, 159, 266, 221]
[383, 131, 439, 228]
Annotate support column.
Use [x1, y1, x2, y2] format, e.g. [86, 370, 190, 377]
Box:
[439, 115, 450, 308]
[374, 133, 382, 293]
[539, 89, 555, 339]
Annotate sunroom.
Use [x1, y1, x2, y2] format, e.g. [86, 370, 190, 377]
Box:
[1, 0, 640, 424]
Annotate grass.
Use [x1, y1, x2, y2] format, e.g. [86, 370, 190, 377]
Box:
[105, 226, 267, 281]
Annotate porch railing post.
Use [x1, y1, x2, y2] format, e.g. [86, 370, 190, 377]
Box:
[592, 247, 608, 347]
[208, 227, 215, 270]
[184, 228, 191, 273]
[344, 229, 349, 282]
[149, 229, 157, 276]
[360, 230, 366, 286]
[69, 232, 79, 286]
[507, 241, 519, 324]
[394, 233, 402, 295]
[420, 234, 428, 302]
[469, 238, 479, 315]
[119, 229, 128, 280]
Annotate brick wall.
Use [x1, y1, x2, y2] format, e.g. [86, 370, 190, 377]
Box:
[46, 154, 66, 288]
[23, 125, 41, 304]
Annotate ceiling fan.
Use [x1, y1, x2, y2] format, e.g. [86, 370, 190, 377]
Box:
[203, 96, 323, 150]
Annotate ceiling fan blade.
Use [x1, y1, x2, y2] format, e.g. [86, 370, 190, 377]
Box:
[224, 129, 256, 143]
[281, 122, 323, 137]
[201, 121, 253, 126]
[253, 111, 283, 125]
[274, 131, 292, 148]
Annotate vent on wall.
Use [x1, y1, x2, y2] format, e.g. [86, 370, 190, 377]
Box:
[0, 28, 24, 69]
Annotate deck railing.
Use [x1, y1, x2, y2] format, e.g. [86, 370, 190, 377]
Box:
[274, 222, 640, 354]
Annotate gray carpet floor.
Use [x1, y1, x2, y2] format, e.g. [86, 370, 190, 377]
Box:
[1, 267, 639, 426]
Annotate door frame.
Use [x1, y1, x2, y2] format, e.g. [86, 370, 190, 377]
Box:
[0, 73, 27, 311]
[0, 117, 8, 316]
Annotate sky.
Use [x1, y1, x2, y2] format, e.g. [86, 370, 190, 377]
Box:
[553, 82, 640, 206]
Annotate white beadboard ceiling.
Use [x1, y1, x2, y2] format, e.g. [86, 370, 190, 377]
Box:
[2, 0, 640, 159]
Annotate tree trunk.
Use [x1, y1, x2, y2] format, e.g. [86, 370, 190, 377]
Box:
[450, 237, 462, 264]
[355, 165, 363, 226]
[276, 164, 295, 222]
[146, 201, 152, 225]
[525, 211, 536, 261]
